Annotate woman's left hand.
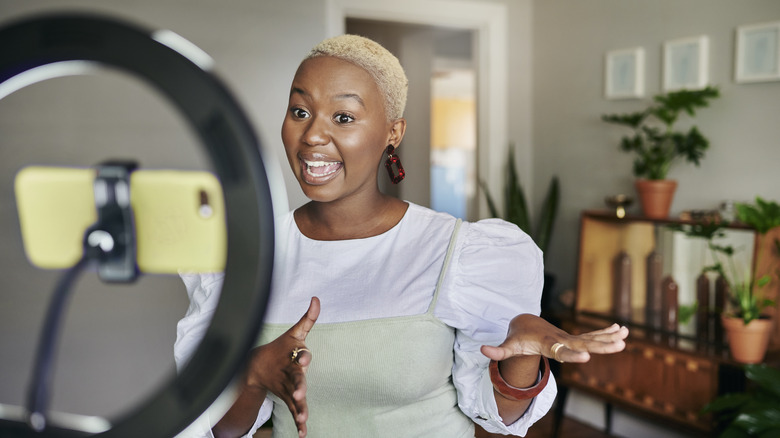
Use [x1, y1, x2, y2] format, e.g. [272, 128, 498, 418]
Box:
[481, 314, 628, 364]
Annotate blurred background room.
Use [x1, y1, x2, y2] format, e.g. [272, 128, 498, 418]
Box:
[1, 1, 779, 437]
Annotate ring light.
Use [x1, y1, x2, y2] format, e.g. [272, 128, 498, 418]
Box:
[0, 12, 275, 437]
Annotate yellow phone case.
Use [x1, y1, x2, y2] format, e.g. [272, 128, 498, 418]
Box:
[14, 166, 227, 274]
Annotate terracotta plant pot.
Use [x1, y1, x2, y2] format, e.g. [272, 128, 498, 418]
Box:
[635, 179, 677, 219]
[721, 315, 774, 364]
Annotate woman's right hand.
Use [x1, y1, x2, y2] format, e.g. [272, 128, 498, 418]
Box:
[245, 296, 320, 438]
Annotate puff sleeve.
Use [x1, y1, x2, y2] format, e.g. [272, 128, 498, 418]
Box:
[173, 272, 272, 438]
[433, 219, 557, 436]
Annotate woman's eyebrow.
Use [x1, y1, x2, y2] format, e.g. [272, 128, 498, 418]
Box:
[290, 86, 308, 98]
[290, 87, 365, 108]
[334, 93, 365, 108]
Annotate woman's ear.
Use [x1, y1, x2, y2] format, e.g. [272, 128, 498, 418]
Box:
[388, 118, 407, 147]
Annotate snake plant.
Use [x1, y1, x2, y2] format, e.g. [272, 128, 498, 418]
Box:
[479, 147, 560, 261]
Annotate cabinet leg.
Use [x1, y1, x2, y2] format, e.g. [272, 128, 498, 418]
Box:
[605, 402, 613, 435]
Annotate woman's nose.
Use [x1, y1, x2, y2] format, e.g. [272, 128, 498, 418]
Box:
[302, 116, 329, 147]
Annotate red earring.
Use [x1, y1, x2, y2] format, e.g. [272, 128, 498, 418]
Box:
[384, 145, 405, 184]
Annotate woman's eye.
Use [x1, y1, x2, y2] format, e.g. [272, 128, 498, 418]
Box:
[291, 108, 309, 119]
[334, 113, 354, 124]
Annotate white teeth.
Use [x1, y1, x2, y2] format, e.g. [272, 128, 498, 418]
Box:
[305, 166, 339, 177]
[304, 160, 332, 167]
[303, 159, 341, 177]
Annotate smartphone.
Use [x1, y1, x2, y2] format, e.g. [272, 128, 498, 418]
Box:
[14, 166, 226, 274]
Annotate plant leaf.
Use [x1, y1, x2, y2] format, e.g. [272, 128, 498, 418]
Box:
[678, 302, 698, 325]
[655, 86, 720, 118]
[736, 197, 780, 234]
[503, 148, 530, 233]
[758, 427, 780, 438]
[720, 426, 751, 438]
[710, 243, 735, 256]
[478, 179, 500, 218]
[756, 275, 771, 288]
[603, 86, 718, 179]
[672, 126, 709, 166]
[745, 364, 780, 399]
[534, 176, 560, 257]
[706, 359, 780, 436]
[732, 408, 780, 436]
[601, 111, 647, 128]
[703, 392, 752, 413]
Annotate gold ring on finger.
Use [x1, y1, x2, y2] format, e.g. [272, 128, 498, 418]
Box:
[290, 347, 310, 364]
[551, 342, 565, 363]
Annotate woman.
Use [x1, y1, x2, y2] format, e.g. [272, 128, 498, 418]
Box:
[175, 34, 628, 438]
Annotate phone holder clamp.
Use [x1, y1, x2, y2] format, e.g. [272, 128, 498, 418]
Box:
[84, 161, 139, 283]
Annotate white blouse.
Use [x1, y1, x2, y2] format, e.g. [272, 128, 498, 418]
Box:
[174, 202, 556, 437]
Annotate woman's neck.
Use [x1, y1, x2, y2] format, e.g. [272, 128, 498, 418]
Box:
[294, 194, 408, 241]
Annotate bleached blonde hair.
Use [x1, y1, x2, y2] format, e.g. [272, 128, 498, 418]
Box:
[305, 34, 408, 121]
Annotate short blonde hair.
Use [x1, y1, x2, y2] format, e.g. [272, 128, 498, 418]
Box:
[305, 34, 408, 120]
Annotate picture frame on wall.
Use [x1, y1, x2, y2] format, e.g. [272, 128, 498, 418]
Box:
[735, 21, 780, 83]
[663, 35, 709, 91]
[605, 47, 644, 99]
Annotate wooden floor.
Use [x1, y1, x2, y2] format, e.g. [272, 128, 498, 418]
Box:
[254, 413, 611, 437]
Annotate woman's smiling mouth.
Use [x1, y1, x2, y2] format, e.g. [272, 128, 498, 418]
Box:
[301, 158, 344, 184]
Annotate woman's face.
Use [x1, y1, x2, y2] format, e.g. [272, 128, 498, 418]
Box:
[281, 56, 401, 203]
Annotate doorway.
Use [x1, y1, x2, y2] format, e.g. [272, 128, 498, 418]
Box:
[329, 0, 511, 221]
[346, 19, 477, 219]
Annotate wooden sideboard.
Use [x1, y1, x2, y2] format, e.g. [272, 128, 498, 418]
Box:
[552, 210, 780, 436]
[557, 314, 752, 435]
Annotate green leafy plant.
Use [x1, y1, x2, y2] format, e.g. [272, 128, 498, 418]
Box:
[671, 197, 780, 325]
[731, 197, 780, 324]
[703, 364, 780, 437]
[678, 302, 698, 326]
[602, 86, 720, 180]
[479, 148, 560, 260]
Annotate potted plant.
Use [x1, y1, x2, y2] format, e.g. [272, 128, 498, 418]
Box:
[671, 197, 779, 363]
[702, 363, 780, 437]
[720, 197, 780, 363]
[479, 147, 560, 314]
[602, 86, 719, 218]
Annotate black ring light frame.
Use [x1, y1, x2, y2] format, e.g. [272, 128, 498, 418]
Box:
[0, 13, 275, 438]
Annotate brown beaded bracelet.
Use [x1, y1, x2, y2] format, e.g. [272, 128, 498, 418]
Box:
[489, 356, 550, 401]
